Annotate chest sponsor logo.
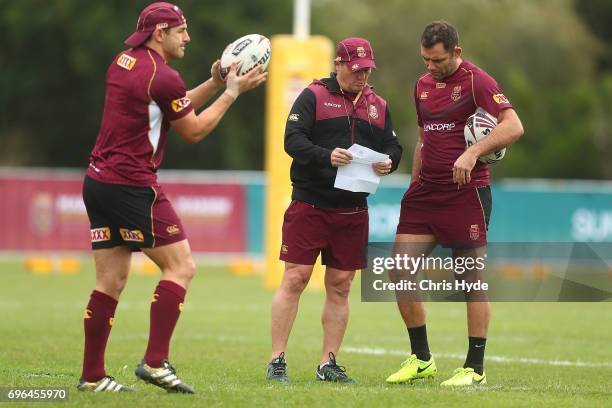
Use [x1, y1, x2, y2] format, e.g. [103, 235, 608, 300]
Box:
[116, 53, 136, 70]
[420, 91, 429, 100]
[324, 102, 342, 108]
[424, 123, 456, 132]
[451, 85, 462, 101]
[91, 227, 111, 242]
[368, 105, 379, 120]
[493, 93, 509, 104]
[356, 46, 367, 58]
[288, 113, 300, 122]
[436, 82, 446, 88]
[171, 96, 191, 113]
[470, 224, 480, 240]
[120, 228, 144, 242]
[166, 225, 180, 235]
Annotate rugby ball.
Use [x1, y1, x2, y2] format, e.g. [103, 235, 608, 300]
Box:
[220, 34, 271, 78]
[464, 107, 506, 164]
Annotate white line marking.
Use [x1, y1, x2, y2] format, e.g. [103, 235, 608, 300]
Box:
[343, 346, 612, 369]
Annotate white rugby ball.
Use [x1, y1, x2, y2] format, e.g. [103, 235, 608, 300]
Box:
[464, 107, 506, 164]
[220, 34, 271, 78]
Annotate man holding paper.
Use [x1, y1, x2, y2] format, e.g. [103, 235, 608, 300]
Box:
[266, 37, 402, 383]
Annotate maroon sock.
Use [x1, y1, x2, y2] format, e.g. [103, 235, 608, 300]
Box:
[144, 280, 186, 367]
[81, 290, 118, 382]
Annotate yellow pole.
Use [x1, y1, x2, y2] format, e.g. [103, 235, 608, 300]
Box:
[264, 35, 333, 289]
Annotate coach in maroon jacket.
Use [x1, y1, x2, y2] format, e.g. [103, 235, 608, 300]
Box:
[266, 37, 403, 383]
[386, 21, 524, 387]
[78, 2, 266, 394]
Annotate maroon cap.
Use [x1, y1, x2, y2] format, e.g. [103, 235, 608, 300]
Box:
[124, 2, 187, 48]
[336, 37, 376, 72]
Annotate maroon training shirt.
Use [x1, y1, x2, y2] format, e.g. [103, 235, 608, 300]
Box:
[87, 46, 194, 186]
[414, 60, 513, 189]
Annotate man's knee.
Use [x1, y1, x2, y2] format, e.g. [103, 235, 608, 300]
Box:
[281, 267, 311, 295]
[96, 272, 128, 298]
[327, 281, 351, 300]
[176, 257, 196, 282]
[325, 272, 354, 300]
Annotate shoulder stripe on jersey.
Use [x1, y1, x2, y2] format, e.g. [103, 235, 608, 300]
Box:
[146, 49, 158, 101]
[461, 67, 478, 108]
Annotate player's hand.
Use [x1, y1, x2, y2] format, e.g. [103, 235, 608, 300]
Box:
[453, 150, 478, 186]
[373, 159, 392, 176]
[330, 148, 353, 167]
[225, 64, 268, 99]
[210, 59, 224, 87]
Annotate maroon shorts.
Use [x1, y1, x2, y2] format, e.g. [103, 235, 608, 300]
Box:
[396, 182, 492, 247]
[280, 200, 369, 271]
[83, 176, 186, 250]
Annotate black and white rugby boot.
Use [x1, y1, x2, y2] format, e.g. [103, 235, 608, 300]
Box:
[135, 359, 194, 394]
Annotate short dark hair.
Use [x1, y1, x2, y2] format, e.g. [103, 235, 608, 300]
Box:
[421, 21, 459, 51]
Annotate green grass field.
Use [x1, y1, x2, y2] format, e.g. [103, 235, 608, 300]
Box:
[1, 260, 611, 407]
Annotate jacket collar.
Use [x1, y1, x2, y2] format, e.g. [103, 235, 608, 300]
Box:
[315, 72, 374, 97]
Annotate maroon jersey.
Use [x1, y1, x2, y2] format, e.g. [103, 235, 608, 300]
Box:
[414, 60, 513, 189]
[87, 46, 194, 186]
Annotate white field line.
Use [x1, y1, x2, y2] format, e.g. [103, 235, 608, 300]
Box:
[343, 346, 612, 369]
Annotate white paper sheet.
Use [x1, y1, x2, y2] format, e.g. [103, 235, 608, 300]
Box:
[334, 144, 389, 194]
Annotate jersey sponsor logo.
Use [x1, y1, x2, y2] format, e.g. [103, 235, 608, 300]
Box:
[166, 225, 180, 235]
[436, 82, 446, 88]
[171, 96, 191, 113]
[119, 228, 144, 242]
[83, 309, 92, 319]
[470, 224, 480, 240]
[493, 93, 509, 104]
[368, 105, 379, 120]
[356, 46, 367, 58]
[288, 113, 300, 122]
[324, 102, 342, 108]
[420, 91, 429, 100]
[116, 53, 136, 71]
[91, 227, 111, 242]
[424, 122, 456, 132]
[451, 85, 462, 101]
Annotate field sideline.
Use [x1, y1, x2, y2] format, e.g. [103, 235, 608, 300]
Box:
[1, 261, 611, 407]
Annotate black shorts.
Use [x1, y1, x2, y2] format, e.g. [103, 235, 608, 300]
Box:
[82, 175, 186, 250]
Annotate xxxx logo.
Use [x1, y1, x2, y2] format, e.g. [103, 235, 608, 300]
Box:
[91, 227, 111, 243]
[120, 228, 144, 242]
[116, 53, 136, 70]
[109, 317, 114, 326]
[171, 96, 191, 113]
[151, 293, 159, 303]
[178, 303, 184, 312]
[83, 309, 92, 319]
